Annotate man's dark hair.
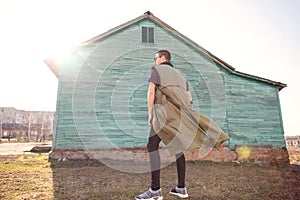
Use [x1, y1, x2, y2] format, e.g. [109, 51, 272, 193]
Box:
[157, 50, 171, 61]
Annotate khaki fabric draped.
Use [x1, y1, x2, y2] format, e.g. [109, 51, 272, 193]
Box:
[152, 64, 229, 157]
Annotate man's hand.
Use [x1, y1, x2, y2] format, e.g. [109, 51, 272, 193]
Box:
[148, 115, 152, 126]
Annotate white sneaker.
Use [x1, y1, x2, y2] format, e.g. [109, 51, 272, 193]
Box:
[135, 188, 163, 200]
[170, 187, 189, 198]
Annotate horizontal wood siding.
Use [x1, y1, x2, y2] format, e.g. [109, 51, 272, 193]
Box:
[53, 18, 285, 150]
[225, 74, 285, 147]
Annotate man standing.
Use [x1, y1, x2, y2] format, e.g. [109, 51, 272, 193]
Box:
[135, 50, 229, 200]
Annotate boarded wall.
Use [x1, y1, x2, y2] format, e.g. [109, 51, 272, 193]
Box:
[52, 18, 285, 156]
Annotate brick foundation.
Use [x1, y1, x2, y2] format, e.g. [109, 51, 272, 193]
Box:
[49, 145, 289, 165]
[236, 146, 290, 165]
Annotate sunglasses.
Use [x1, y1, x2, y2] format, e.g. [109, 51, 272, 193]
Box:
[154, 56, 161, 61]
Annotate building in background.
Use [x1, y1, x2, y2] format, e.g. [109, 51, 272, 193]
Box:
[0, 107, 54, 142]
[45, 11, 288, 164]
[285, 135, 300, 164]
[286, 135, 300, 149]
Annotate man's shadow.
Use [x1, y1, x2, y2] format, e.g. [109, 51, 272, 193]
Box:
[49, 157, 149, 199]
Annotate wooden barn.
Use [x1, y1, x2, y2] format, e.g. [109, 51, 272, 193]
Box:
[45, 11, 288, 164]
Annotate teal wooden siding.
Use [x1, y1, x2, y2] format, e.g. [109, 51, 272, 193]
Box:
[224, 74, 285, 147]
[53, 18, 285, 149]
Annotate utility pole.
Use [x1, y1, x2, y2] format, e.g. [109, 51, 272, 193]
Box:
[0, 119, 2, 138]
[40, 112, 45, 142]
[28, 112, 31, 142]
[0, 108, 3, 138]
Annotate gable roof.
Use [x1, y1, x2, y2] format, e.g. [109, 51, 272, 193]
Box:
[45, 11, 287, 90]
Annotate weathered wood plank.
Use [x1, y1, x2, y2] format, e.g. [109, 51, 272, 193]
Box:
[53, 18, 285, 150]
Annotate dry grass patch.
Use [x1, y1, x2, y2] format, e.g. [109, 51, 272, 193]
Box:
[0, 154, 299, 200]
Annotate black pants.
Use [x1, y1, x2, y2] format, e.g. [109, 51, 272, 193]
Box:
[147, 126, 186, 190]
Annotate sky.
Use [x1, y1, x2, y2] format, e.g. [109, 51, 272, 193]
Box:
[0, 0, 299, 136]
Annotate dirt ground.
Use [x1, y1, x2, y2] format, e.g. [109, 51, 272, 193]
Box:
[0, 151, 299, 200]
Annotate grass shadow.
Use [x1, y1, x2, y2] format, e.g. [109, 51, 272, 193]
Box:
[49, 158, 300, 200]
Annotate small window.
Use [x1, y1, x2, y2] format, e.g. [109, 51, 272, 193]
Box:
[142, 27, 154, 43]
